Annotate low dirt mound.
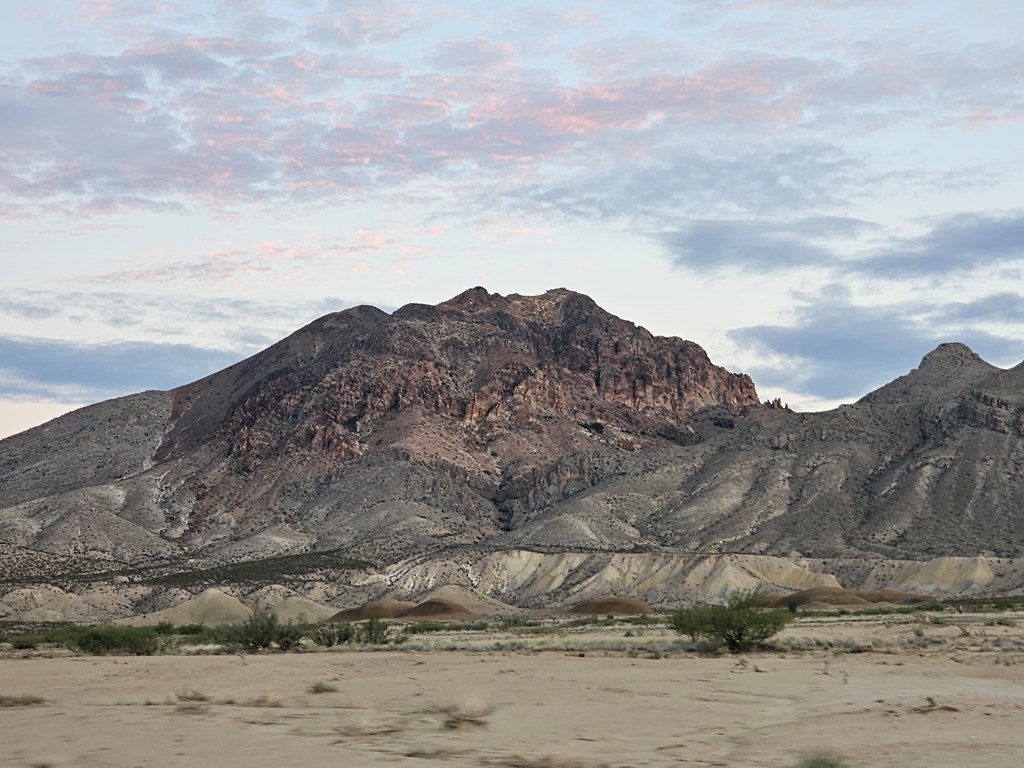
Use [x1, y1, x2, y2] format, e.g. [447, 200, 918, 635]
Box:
[566, 595, 654, 615]
[125, 588, 252, 626]
[767, 587, 932, 609]
[402, 598, 477, 619]
[858, 589, 934, 605]
[328, 599, 417, 622]
[419, 584, 520, 615]
[247, 585, 338, 622]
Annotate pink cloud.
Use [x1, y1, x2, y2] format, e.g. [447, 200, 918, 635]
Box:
[1, 5, 1021, 223]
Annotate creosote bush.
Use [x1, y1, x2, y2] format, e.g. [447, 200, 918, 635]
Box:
[71, 626, 160, 656]
[215, 612, 307, 651]
[670, 590, 793, 652]
[359, 616, 391, 645]
[214, 613, 398, 651]
[307, 623, 355, 647]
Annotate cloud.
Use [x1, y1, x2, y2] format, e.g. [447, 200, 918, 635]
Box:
[641, 208, 1023, 279]
[0, 289, 386, 353]
[305, 3, 418, 49]
[426, 40, 518, 74]
[3, 5, 1021, 220]
[0, 335, 246, 401]
[658, 218, 867, 273]
[855, 211, 1024, 278]
[730, 286, 1024, 401]
[0, 295, 61, 320]
[516, 144, 860, 222]
[939, 292, 1024, 323]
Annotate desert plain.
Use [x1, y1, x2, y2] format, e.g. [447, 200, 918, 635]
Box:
[3, 612, 1024, 768]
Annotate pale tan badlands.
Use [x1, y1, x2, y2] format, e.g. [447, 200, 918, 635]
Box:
[3, 619, 1024, 768]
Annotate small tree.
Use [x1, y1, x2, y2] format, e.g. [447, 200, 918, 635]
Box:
[670, 590, 792, 652]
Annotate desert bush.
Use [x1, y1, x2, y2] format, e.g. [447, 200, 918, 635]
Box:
[216, 612, 308, 651]
[71, 626, 160, 656]
[669, 590, 792, 652]
[308, 622, 355, 646]
[152, 622, 206, 636]
[274, 619, 307, 651]
[404, 620, 491, 634]
[668, 603, 719, 643]
[358, 616, 390, 645]
[499, 616, 543, 630]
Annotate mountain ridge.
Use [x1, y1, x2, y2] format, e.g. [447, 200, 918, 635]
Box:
[2, 287, 1023, 618]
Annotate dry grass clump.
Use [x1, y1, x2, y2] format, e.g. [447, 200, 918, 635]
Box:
[308, 680, 338, 694]
[236, 694, 284, 707]
[436, 700, 494, 730]
[0, 694, 46, 707]
[794, 753, 853, 768]
[176, 689, 210, 702]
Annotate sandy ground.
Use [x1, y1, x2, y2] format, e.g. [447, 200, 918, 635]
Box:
[2, 624, 1024, 768]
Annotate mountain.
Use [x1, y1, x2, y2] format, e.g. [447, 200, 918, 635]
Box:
[0, 288, 766, 563]
[3, 288, 1024, 619]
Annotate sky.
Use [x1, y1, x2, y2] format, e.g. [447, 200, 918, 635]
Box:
[2, 1, 1023, 439]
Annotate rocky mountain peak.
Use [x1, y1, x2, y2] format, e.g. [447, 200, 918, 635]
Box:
[859, 342, 999, 406]
[918, 342, 988, 372]
[144, 287, 765, 496]
[438, 285, 506, 312]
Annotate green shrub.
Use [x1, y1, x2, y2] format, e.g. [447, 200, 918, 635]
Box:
[217, 612, 308, 651]
[71, 626, 160, 656]
[403, 620, 491, 635]
[669, 603, 719, 643]
[670, 590, 792, 652]
[151, 621, 206, 636]
[358, 617, 390, 645]
[274, 619, 307, 651]
[308, 622, 355, 646]
[499, 617, 540, 630]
